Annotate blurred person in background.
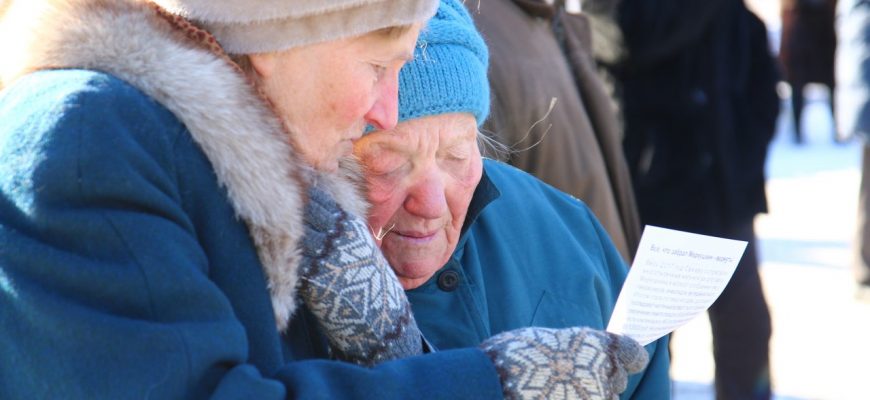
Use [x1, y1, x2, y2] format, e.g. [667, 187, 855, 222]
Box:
[463, 0, 642, 263]
[836, 0, 870, 298]
[780, 0, 839, 144]
[594, 0, 781, 398]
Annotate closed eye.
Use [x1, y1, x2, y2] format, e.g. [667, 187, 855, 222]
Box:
[369, 161, 408, 179]
[440, 146, 470, 165]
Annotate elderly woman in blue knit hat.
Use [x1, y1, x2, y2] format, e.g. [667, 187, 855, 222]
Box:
[353, 1, 672, 398]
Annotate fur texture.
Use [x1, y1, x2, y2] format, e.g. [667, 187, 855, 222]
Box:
[0, 0, 369, 330]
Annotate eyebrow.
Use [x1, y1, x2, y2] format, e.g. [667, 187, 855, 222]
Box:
[374, 50, 413, 65]
[441, 128, 478, 151]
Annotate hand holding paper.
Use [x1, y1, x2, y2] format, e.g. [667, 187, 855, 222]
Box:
[607, 226, 748, 346]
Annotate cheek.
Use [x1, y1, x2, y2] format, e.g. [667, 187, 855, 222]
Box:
[447, 160, 483, 232]
[327, 70, 375, 123]
[328, 91, 369, 123]
[446, 184, 475, 233]
[365, 180, 405, 232]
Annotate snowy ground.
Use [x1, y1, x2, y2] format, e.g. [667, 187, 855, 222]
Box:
[670, 85, 870, 399]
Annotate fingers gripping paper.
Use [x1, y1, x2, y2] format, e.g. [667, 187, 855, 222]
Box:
[606, 226, 748, 346]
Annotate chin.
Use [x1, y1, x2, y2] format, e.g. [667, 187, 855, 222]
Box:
[390, 259, 441, 287]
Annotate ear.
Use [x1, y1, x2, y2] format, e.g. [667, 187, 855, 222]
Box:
[248, 52, 277, 79]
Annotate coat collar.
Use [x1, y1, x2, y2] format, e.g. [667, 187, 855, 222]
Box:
[0, 0, 368, 330]
[455, 163, 501, 255]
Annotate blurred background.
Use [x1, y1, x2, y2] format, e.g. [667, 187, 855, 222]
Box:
[670, 1, 870, 399]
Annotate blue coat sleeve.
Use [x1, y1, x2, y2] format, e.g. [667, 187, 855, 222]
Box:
[0, 71, 503, 400]
[624, 335, 672, 400]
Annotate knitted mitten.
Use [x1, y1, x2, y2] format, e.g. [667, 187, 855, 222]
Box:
[479, 327, 649, 400]
[298, 185, 423, 366]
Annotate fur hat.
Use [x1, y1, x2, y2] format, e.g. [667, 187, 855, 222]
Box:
[150, 0, 439, 54]
[397, 0, 489, 127]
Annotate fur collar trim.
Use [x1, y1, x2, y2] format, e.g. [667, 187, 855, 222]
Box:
[0, 0, 368, 330]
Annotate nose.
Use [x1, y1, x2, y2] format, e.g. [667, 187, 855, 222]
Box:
[403, 169, 448, 220]
[363, 71, 400, 131]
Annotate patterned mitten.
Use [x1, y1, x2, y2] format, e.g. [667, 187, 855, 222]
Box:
[479, 327, 649, 400]
[298, 185, 423, 366]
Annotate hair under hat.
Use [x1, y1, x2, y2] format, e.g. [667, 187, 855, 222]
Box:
[397, 0, 490, 127]
[150, 0, 438, 54]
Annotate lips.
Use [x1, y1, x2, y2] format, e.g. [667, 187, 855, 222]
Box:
[396, 230, 436, 238]
[391, 229, 438, 244]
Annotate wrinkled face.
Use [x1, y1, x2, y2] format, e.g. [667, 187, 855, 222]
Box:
[354, 113, 483, 289]
[250, 25, 422, 171]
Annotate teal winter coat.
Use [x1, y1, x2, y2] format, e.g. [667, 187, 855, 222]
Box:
[405, 160, 672, 399]
[0, 1, 503, 398]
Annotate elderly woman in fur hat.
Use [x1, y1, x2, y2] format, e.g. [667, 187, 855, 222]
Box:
[0, 0, 651, 399]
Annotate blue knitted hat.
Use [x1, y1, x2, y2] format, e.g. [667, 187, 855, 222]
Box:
[397, 0, 490, 126]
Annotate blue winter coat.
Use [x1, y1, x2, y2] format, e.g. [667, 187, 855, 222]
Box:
[404, 160, 672, 399]
[0, 68, 505, 400]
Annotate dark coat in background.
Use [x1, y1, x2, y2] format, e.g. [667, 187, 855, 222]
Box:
[780, 0, 838, 87]
[604, 0, 780, 398]
[780, 0, 838, 143]
[615, 0, 780, 234]
[467, 0, 642, 262]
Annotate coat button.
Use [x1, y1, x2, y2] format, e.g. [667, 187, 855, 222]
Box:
[437, 270, 460, 292]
